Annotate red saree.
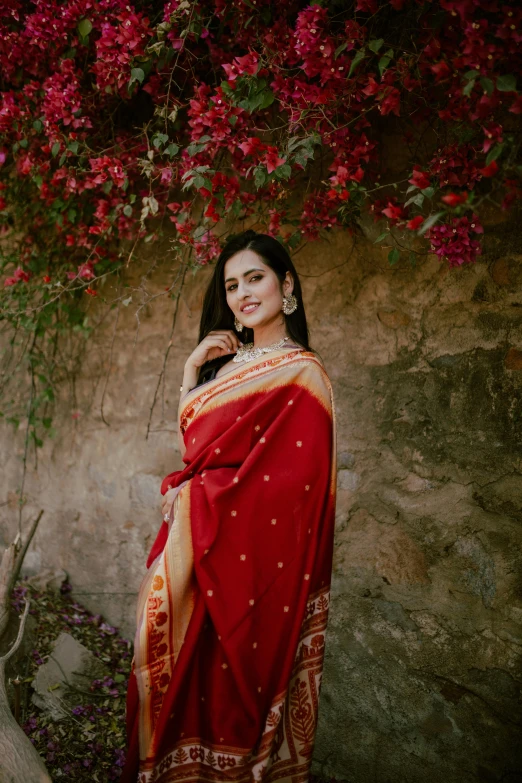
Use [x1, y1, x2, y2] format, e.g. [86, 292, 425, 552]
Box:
[122, 349, 336, 783]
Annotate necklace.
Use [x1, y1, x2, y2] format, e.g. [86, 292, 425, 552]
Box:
[232, 336, 290, 364]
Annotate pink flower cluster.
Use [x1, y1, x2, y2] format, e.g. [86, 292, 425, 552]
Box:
[427, 215, 484, 268]
[93, 8, 152, 94]
[0, 0, 521, 296]
[4, 266, 30, 287]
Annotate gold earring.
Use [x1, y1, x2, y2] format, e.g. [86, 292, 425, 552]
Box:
[282, 294, 298, 315]
[234, 316, 244, 332]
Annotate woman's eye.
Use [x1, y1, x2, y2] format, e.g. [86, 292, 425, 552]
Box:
[227, 284, 237, 292]
[250, 275, 262, 282]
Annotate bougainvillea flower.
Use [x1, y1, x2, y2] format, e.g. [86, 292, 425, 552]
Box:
[430, 61, 451, 81]
[406, 215, 424, 230]
[427, 214, 484, 267]
[408, 168, 431, 189]
[482, 124, 503, 154]
[441, 192, 468, 206]
[479, 160, 499, 177]
[238, 137, 265, 157]
[382, 201, 406, 222]
[263, 149, 286, 174]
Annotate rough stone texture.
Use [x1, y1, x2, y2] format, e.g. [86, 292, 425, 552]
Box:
[32, 632, 107, 720]
[1, 209, 522, 781]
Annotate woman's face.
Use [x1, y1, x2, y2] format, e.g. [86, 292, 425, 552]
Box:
[224, 249, 293, 331]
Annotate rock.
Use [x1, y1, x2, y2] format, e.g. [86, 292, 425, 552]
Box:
[338, 450, 355, 470]
[26, 568, 68, 593]
[32, 632, 107, 720]
[334, 508, 430, 584]
[337, 469, 360, 492]
[505, 347, 522, 371]
[490, 257, 512, 286]
[377, 309, 411, 329]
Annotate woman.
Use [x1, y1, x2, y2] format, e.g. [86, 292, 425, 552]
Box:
[122, 230, 336, 783]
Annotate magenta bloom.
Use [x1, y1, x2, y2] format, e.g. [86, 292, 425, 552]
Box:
[427, 214, 484, 267]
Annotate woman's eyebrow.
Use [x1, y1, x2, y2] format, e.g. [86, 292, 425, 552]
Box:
[225, 267, 264, 283]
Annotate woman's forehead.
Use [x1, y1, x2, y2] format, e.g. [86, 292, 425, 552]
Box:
[224, 248, 268, 279]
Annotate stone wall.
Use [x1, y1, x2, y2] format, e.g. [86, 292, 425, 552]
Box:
[1, 211, 521, 782]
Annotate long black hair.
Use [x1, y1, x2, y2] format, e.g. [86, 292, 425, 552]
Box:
[197, 230, 310, 384]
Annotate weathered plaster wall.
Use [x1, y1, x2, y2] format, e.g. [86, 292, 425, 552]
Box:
[1, 211, 521, 782]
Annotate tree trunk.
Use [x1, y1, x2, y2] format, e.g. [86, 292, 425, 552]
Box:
[0, 513, 51, 782]
[0, 661, 51, 783]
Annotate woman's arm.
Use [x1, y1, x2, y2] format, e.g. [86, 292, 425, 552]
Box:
[176, 329, 242, 460]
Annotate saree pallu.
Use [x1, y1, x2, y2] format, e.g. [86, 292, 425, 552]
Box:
[122, 349, 336, 783]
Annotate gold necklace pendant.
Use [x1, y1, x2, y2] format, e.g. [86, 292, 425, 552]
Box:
[232, 336, 290, 364]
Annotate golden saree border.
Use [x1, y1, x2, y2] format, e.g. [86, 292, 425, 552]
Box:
[135, 485, 197, 760]
[178, 350, 332, 440]
[138, 586, 331, 783]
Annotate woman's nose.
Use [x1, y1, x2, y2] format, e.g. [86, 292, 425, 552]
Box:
[236, 281, 250, 299]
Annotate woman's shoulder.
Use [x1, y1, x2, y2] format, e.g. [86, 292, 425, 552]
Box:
[280, 348, 332, 391]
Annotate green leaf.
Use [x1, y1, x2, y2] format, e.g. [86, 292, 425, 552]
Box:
[421, 186, 435, 199]
[378, 55, 392, 78]
[496, 74, 517, 92]
[77, 18, 92, 38]
[254, 167, 267, 188]
[51, 142, 60, 157]
[228, 115, 238, 126]
[348, 49, 366, 78]
[369, 38, 384, 54]
[258, 89, 275, 110]
[418, 211, 444, 235]
[59, 152, 67, 166]
[19, 138, 28, 149]
[485, 143, 504, 166]
[462, 78, 475, 97]
[334, 42, 347, 59]
[374, 231, 388, 244]
[67, 140, 79, 155]
[130, 67, 145, 85]
[295, 149, 311, 168]
[166, 143, 180, 157]
[123, 204, 133, 217]
[388, 247, 400, 265]
[152, 132, 169, 149]
[42, 417, 52, 429]
[33, 119, 43, 132]
[187, 140, 209, 157]
[463, 69, 479, 80]
[405, 192, 425, 208]
[274, 163, 291, 180]
[193, 175, 211, 190]
[480, 77, 494, 96]
[114, 673, 126, 683]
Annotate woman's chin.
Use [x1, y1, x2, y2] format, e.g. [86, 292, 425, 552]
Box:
[240, 312, 280, 331]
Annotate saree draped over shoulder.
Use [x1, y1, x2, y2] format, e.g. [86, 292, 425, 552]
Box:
[123, 350, 336, 783]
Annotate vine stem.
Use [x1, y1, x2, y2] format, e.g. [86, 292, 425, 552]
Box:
[18, 338, 36, 536]
[145, 255, 189, 440]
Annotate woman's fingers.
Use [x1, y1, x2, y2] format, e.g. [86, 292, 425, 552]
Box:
[208, 330, 241, 351]
[205, 336, 235, 354]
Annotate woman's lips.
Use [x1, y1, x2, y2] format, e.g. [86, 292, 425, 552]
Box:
[240, 303, 260, 314]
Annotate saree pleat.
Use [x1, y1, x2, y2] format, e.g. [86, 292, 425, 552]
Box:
[123, 350, 336, 783]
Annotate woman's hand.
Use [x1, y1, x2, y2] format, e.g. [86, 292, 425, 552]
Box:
[185, 330, 242, 370]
